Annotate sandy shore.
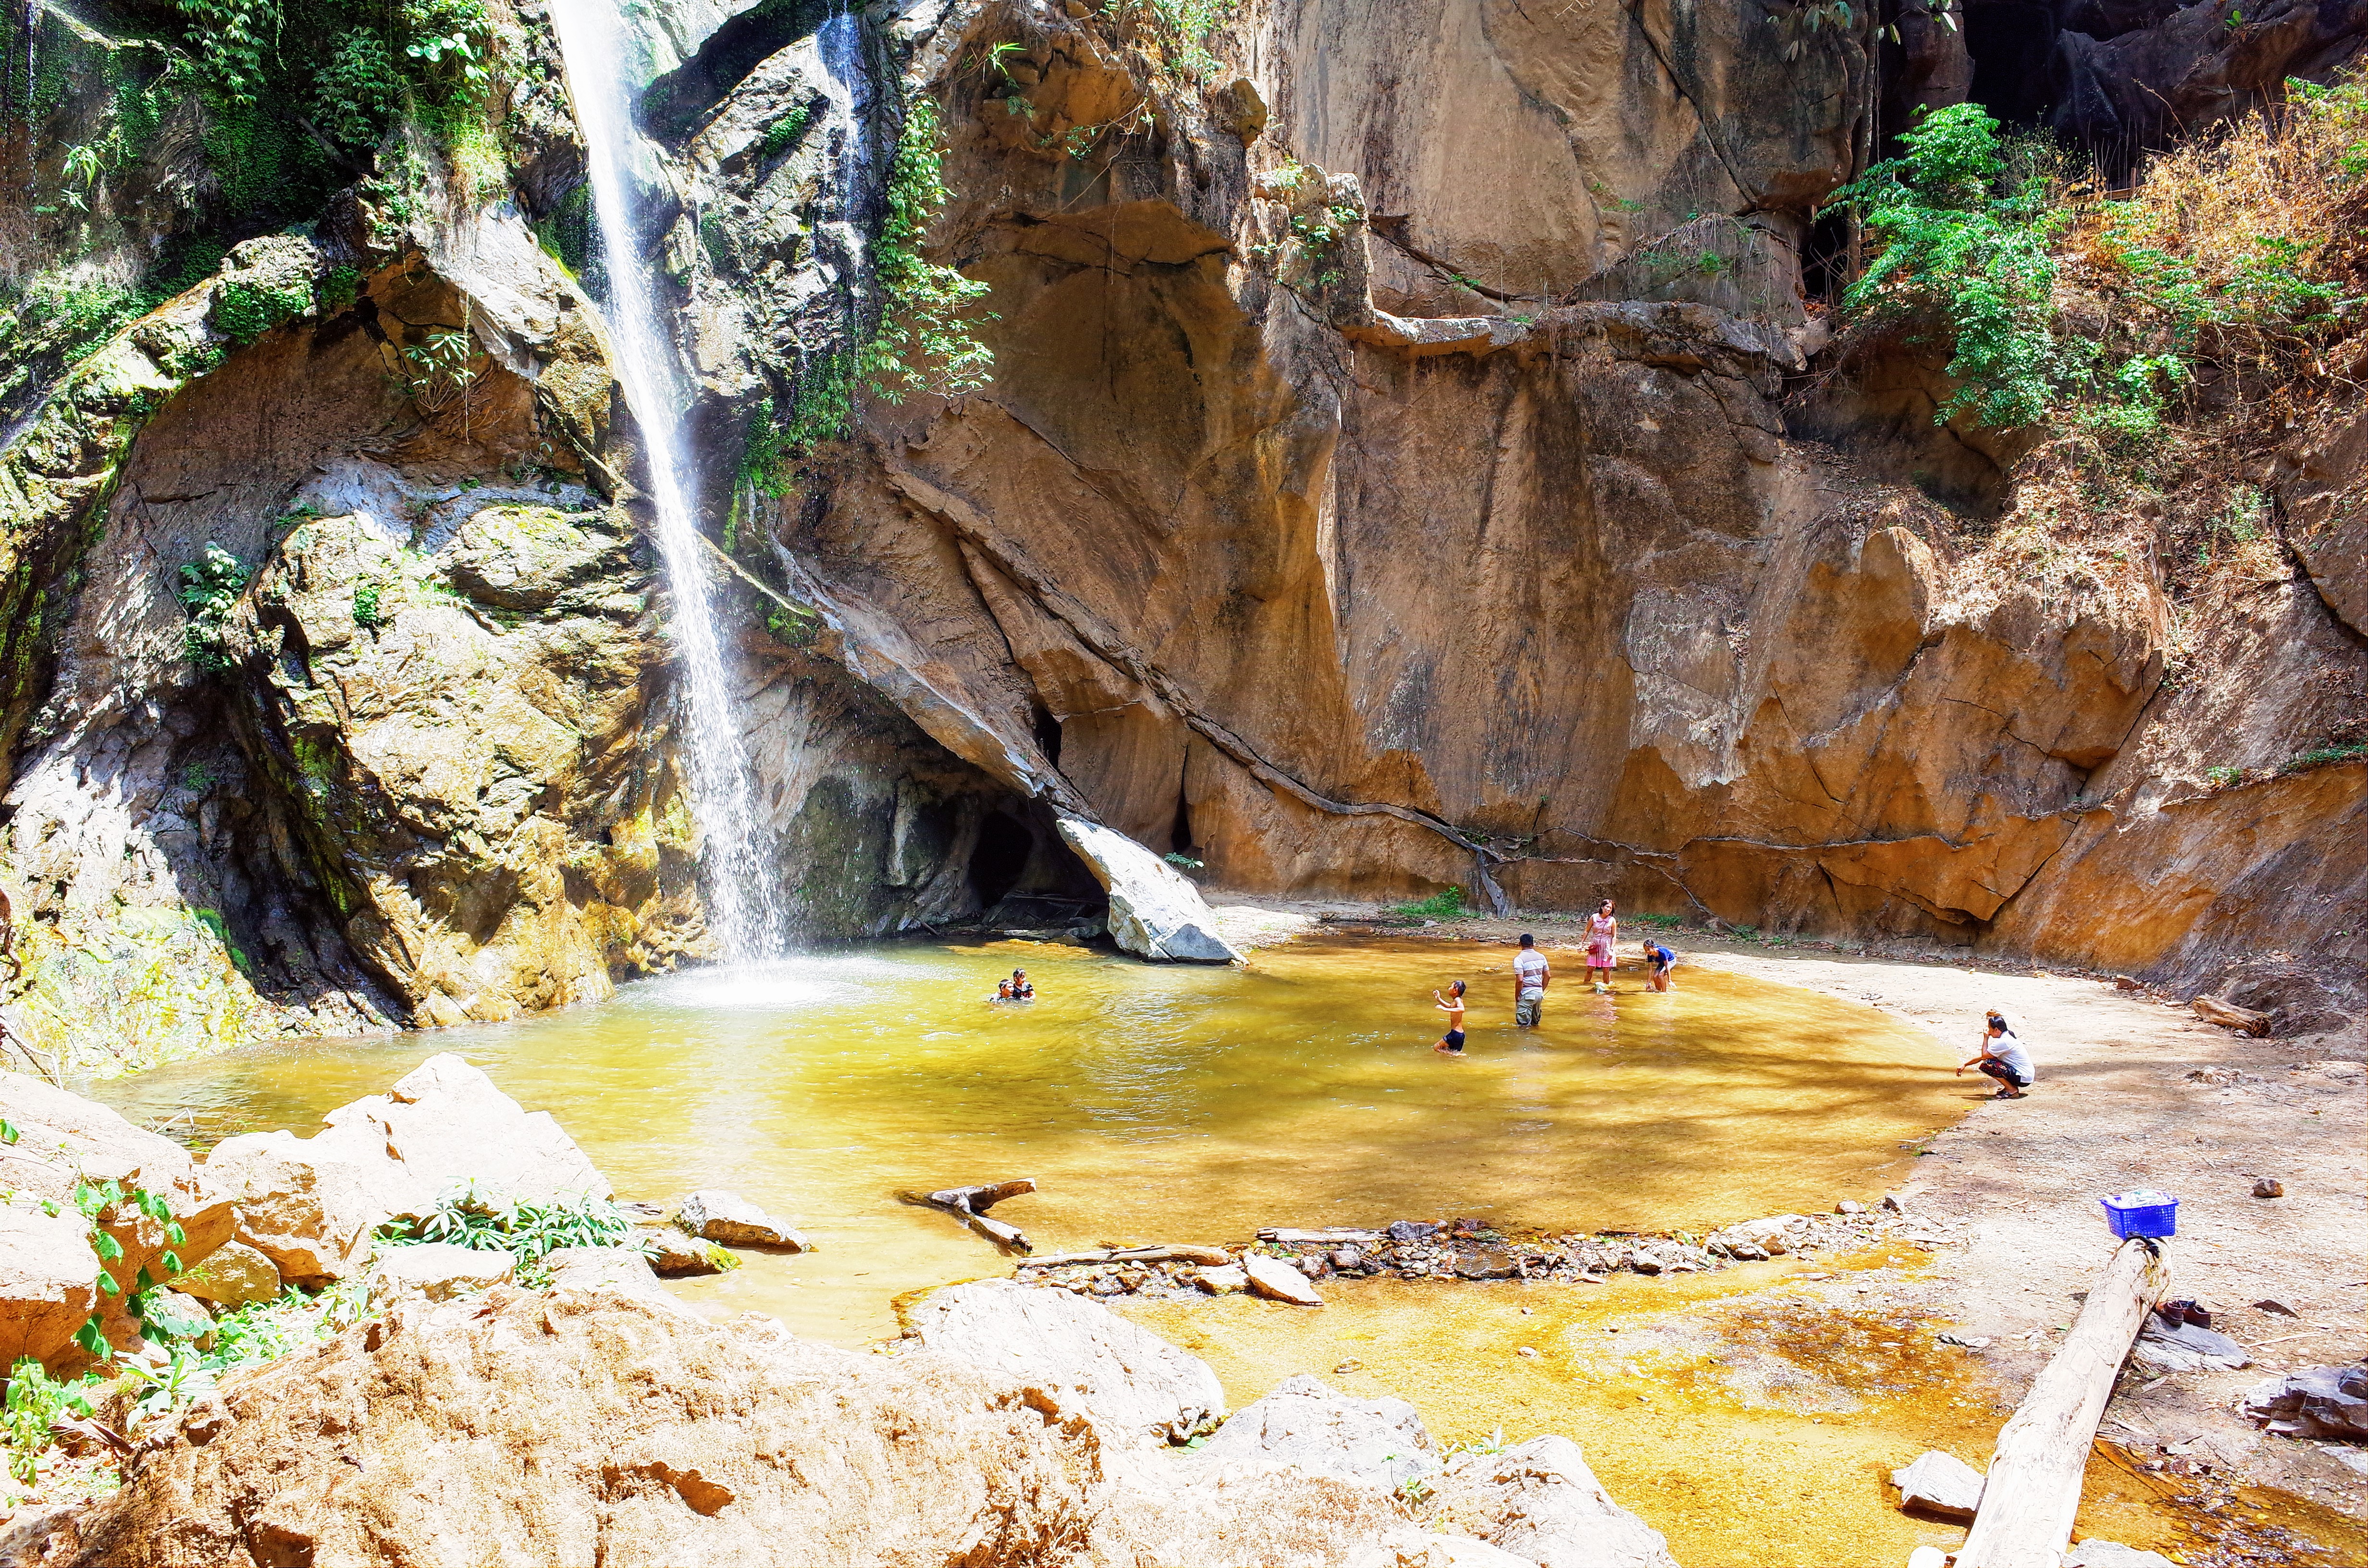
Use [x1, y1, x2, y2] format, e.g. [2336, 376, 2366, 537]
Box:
[1207, 897, 2368, 1539]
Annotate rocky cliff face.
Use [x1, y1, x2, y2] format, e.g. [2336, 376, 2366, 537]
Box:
[0, 0, 2359, 1070]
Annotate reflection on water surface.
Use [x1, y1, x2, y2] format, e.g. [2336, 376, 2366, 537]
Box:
[94, 936, 1964, 1343]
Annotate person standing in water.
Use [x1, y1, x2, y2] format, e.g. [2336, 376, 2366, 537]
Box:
[1432, 980, 1468, 1056]
[1640, 937, 1676, 992]
[1958, 1009, 2035, 1098]
[1585, 900, 1618, 992]
[1513, 934, 1550, 1027]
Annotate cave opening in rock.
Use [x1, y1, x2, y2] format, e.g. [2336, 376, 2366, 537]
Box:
[1802, 209, 1853, 305]
[1962, 0, 2060, 128]
[968, 809, 1035, 910]
[1168, 785, 1194, 857]
[1031, 706, 1062, 766]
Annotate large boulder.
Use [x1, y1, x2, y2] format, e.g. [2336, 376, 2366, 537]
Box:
[1194, 1374, 1437, 1491]
[206, 1054, 610, 1285]
[1430, 1436, 1680, 1568]
[0, 1072, 234, 1371]
[325, 1053, 612, 1208]
[908, 1279, 1227, 1445]
[49, 1286, 1419, 1568]
[1055, 818, 1242, 964]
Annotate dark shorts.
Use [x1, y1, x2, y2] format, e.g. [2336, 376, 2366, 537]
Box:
[1443, 1030, 1465, 1051]
[1977, 1058, 2033, 1089]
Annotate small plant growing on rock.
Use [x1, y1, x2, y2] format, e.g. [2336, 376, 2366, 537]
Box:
[175, 544, 249, 673]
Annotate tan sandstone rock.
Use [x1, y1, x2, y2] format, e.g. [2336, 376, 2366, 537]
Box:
[677, 1189, 803, 1249]
[367, 1244, 516, 1302]
[1243, 1252, 1325, 1306]
[1194, 1374, 1436, 1492]
[170, 1241, 281, 1310]
[206, 1054, 609, 1284]
[0, 1072, 234, 1371]
[52, 1286, 1427, 1568]
[909, 1278, 1227, 1445]
[1430, 1436, 1680, 1568]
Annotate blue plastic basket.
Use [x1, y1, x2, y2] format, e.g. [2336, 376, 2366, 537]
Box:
[2100, 1189, 2179, 1239]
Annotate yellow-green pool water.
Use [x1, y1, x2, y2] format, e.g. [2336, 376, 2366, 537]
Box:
[94, 936, 1968, 1344]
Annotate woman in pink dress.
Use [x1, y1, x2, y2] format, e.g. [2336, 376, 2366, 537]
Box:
[1585, 899, 1618, 990]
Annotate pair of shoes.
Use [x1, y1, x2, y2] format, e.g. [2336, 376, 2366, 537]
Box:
[1992, 1088, 2025, 1100]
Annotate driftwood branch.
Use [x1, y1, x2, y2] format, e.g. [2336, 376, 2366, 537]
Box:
[902, 1179, 1037, 1254]
[1953, 1236, 2171, 1568]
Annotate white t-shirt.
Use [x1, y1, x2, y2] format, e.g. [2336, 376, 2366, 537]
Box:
[1514, 949, 1549, 999]
[1988, 1029, 2035, 1082]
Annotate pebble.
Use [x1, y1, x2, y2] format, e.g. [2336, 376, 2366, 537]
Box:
[2254, 1298, 2301, 1318]
[1836, 1200, 1865, 1215]
[2253, 1177, 2285, 1199]
[1516, 1346, 1540, 1359]
[1332, 1359, 1363, 1374]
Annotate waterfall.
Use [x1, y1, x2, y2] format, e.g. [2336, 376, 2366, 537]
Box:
[550, 0, 783, 961]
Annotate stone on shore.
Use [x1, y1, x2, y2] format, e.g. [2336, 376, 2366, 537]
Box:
[172, 1240, 283, 1309]
[1191, 1263, 1249, 1294]
[635, 1224, 738, 1276]
[1194, 1374, 1436, 1491]
[1429, 1435, 1680, 1568]
[0, 1071, 235, 1372]
[50, 1286, 1424, 1568]
[1244, 1252, 1324, 1305]
[678, 1189, 806, 1249]
[368, 1243, 515, 1301]
[2240, 1363, 2368, 1438]
[909, 1278, 1226, 1445]
[1055, 817, 1243, 963]
[2132, 1317, 2252, 1373]
[327, 1053, 613, 1208]
[207, 1054, 610, 1284]
[1890, 1449, 1986, 1519]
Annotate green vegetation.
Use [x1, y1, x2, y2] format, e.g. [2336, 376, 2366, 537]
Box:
[745, 93, 996, 491]
[1632, 912, 1683, 929]
[2281, 741, 2368, 774]
[758, 105, 812, 164]
[213, 272, 313, 344]
[376, 1184, 638, 1286]
[1825, 85, 2361, 436]
[1162, 852, 1205, 872]
[175, 544, 249, 673]
[1392, 888, 1467, 921]
[352, 580, 390, 628]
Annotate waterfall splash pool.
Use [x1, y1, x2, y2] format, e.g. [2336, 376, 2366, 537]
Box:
[95, 936, 1966, 1343]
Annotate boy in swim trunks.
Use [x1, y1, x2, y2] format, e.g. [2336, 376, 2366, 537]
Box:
[1641, 938, 1676, 992]
[1433, 980, 1467, 1055]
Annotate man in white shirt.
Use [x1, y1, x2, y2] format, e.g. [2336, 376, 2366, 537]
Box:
[1513, 933, 1550, 1027]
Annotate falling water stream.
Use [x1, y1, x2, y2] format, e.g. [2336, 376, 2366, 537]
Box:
[549, 0, 782, 958]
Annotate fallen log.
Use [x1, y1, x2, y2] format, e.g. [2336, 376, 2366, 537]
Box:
[1952, 1236, 2171, 1568]
[1022, 1243, 1233, 1268]
[902, 1179, 1038, 1254]
[2191, 996, 2270, 1035]
[1257, 1227, 1384, 1245]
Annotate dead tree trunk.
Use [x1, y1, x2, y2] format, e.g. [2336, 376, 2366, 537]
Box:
[903, 1179, 1037, 1254]
[1953, 1237, 2171, 1568]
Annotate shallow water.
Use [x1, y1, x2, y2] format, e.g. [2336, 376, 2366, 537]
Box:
[96, 936, 1969, 1343]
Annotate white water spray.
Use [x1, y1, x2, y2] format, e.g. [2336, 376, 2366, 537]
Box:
[550, 0, 782, 960]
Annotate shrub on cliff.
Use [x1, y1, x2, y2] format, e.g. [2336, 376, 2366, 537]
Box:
[1825, 82, 2363, 437]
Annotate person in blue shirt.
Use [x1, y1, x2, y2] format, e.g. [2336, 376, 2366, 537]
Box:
[1640, 938, 1676, 992]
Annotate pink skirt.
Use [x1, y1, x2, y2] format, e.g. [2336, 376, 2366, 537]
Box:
[1587, 940, 1614, 967]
